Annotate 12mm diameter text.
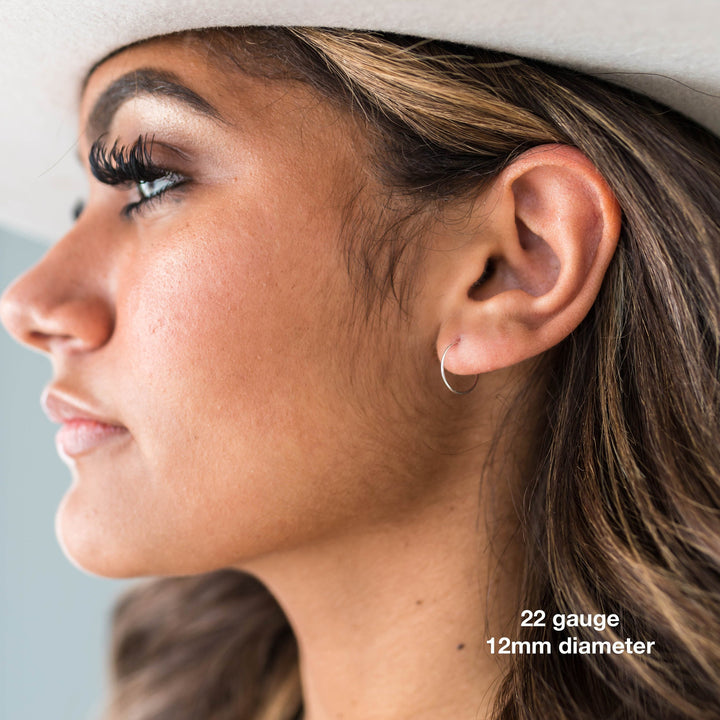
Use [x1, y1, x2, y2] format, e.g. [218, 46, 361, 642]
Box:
[486, 636, 656, 655]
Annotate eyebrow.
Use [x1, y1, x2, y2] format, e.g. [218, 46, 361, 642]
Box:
[86, 68, 223, 139]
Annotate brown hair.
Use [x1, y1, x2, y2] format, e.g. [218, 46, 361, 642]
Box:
[100, 28, 720, 720]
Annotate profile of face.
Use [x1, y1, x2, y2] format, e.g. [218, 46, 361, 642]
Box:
[0, 37, 456, 578]
[0, 34, 621, 582]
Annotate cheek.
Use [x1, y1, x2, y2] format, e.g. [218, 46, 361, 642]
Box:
[57, 207, 369, 577]
[127, 197, 314, 375]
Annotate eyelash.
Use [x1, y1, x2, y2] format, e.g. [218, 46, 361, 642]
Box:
[88, 135, 188, 218]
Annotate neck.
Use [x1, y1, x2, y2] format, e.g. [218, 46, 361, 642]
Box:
[241, 461, 522, 720]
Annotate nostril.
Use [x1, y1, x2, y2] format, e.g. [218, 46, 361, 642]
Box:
[29, 329, 74, 346]
[0, 278, 114, 354]
[0, 295, 55, 352]
[0, 228, 116, 354]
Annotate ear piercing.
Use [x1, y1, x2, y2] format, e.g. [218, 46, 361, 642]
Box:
[440, 341, 479, 395]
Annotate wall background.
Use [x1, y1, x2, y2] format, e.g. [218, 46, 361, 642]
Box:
[0, 228, 129, 720]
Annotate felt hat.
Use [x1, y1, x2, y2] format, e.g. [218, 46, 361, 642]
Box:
[2, 0, 718, 242]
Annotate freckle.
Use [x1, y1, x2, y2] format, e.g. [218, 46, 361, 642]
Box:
[457, 643, 465, 650]
[415, 600, 423, 606]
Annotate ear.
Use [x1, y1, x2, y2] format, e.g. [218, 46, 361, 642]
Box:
[434, 144, 621, 376]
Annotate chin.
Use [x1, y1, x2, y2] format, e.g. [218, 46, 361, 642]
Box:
[54, 493, 147, 579]
[53, 493, 240, 579]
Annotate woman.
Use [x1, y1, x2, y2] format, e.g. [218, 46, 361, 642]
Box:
[1, 5, 719, 720]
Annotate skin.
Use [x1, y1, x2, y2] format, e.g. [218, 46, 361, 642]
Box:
[0, 36, 620, 720]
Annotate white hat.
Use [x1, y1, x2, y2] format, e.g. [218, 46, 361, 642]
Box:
[3, 0, 719, 242]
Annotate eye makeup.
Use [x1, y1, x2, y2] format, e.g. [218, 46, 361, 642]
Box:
[88, 134, 189, 218]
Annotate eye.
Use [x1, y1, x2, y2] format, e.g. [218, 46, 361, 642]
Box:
[124, 171, 188, 218]
[88, 135, 189, 219]
[137, 173, 184, 200]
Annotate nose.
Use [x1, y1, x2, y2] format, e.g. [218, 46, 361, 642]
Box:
[0, 228, 115, 356]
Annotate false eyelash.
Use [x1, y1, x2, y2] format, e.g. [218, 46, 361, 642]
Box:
[88, 134, 168, 186]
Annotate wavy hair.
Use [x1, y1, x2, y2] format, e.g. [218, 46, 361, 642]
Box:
[99, 28, 720, 720]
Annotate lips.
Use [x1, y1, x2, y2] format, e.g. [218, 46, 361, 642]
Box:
[41, 389, 130, 459]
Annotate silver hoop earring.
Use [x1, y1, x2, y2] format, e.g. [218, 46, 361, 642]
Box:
[440, 342, 479, 395]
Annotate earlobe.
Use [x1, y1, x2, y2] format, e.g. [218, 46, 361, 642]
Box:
[436, 144, 621, 377]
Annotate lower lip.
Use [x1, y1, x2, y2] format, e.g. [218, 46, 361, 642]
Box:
[56, 420, 130, 459]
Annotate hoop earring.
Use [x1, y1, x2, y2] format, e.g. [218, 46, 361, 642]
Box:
[440, 341, 479, 395]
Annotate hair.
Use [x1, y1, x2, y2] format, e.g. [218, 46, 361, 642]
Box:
[98, 28, 720, 720]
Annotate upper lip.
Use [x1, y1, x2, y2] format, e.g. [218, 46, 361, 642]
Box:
[41, 387, 126, 428]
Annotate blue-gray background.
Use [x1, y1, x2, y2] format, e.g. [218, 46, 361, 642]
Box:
[1, 227, 130, 720]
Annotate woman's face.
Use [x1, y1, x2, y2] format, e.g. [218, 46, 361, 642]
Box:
[0, 37, 443, 577]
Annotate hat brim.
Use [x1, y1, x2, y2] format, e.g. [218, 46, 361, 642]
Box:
[3, 0, 719, 242]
